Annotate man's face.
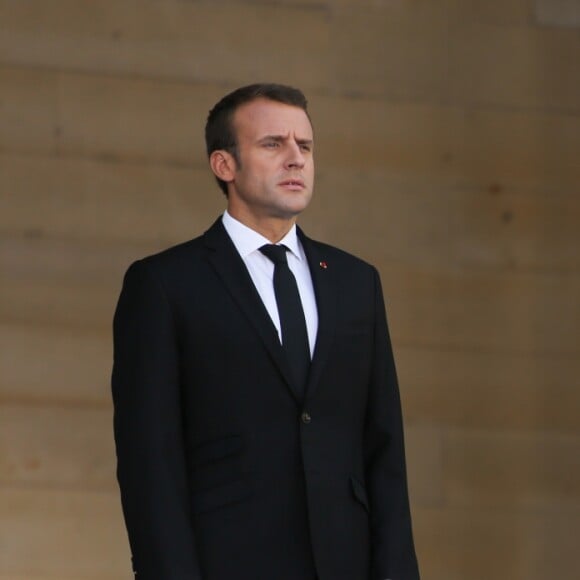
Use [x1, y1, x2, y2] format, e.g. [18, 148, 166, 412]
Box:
[226, 98, 314, 224]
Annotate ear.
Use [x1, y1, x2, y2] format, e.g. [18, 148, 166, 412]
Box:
[209, 150, 237, 183]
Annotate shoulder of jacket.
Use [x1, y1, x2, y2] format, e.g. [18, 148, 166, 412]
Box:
[304, 236, 376, 273]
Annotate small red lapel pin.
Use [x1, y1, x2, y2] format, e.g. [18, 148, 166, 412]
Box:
[319, 261, 328, 269]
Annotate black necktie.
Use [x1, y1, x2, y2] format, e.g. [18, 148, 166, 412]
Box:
[260, 244, 311, 395]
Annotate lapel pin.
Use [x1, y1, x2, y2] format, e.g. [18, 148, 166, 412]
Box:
[319, 261, 328, 269]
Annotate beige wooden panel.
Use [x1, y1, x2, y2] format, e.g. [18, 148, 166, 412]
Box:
[0, 272, 115, 330]
[0, 576, 85, 580]
[55, 72, 221, 166]
[329, 3, 450, 101]
[0, 488, 130, 579]
[309, 97, 580, 186]
[2, 67, 579, 187]
[0, 155, 224, 242]
[2, 235, 579, 353]
[404, 425, 444, 508]
[0, 576, 107, 580]
[333, 0, 531, 24]
[0, 324, 111, 405]
[307, 170, 580, 272]
[0, 236, 139, 331]
[0, 405, 115, 490]
[447, 0, 533, 25]
[0, 0, 330, 90]
[330, 4, 580, 109]
[0, 64, 211, 162]
[2, 155, 579, 272]
[0, 576, 116, 580]
[398, 346, 580, 432]
[449, 22, 580, 111]
[413, 505, 579, 580]
[0, 67, 58, 152]
[443, 428, 580, 509]
[535, 0, 580, 28]
[381, 263, 580, 355]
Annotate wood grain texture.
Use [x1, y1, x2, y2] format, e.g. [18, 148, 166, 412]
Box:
[397, 345, 580, 432]
[0, 0, 330, 89]
[3, 66, 579, 186]
[2, 154, 579, 272]
[534, 0, 580, 28]
[0, 488, 130, 579]
[414, 505, 580, 580]
[0, 324, 111, 405]
[443, 428, 580, 509]
[0, 405, 116, 490]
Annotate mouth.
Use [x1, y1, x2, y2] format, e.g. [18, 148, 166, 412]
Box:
[278, 178, 305, 190]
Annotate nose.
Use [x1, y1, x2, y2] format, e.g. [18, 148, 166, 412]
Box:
[284, 141, 306, 169]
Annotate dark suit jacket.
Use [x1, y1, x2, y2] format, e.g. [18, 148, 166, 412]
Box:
[112, 217, 420, 580]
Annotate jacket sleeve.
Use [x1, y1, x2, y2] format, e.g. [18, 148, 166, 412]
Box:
[365, 267, 420, 580]
[111, 259, 202, 579]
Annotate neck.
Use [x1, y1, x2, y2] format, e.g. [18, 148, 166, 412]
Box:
[227, 207, 297, 243]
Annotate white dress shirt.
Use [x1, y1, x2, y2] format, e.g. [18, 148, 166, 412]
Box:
[222, 211, 318, 357]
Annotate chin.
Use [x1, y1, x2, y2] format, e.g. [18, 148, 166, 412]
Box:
[282, 201, 311, 218]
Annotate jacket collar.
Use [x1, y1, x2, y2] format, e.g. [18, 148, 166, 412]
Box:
[202, 217, 336, 403]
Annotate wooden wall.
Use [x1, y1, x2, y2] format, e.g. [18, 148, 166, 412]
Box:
[1, 1, 579, 578]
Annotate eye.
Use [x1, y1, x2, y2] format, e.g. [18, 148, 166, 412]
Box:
[299, 144, 312, 152]
[264, 141, 279, 149]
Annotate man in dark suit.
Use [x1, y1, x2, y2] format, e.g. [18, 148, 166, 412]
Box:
[112, 83, 420, 580]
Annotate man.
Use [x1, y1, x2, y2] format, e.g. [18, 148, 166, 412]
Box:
[112, 83, 420, 580]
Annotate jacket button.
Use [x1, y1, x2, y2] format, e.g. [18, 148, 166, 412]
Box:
[301, 411, 312, 424]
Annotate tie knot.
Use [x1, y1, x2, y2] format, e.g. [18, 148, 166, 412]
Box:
[260, 244, 289, 265]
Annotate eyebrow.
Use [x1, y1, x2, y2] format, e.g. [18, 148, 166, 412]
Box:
[258, 134, 314, 146]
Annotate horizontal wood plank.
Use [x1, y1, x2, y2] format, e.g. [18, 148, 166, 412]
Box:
[0, 324, 111, 405]
[0, 0, 331, 90]
[0, 488, 130, 579]
[413, 504, 580, 580]
[534, 0, 580, 28]
[2, 1, 577, 110]
[0, 405, 116, 490]
[2, 154, 579, 272]
[382, 264, 580, 355]
[307, 169, 580, 272]
[2, 66, 579, 187]
[329, 2, 450, 102]
[404, 425, 445, 508]
[447, 21, 580, 111]
[443, 428, 580, 508]
[398, 345, 580, 432]
[309, 99, 580, 186]
[447, 0, 532, 25]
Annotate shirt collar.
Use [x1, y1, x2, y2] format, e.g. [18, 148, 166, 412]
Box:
[222, 210, 303, 261]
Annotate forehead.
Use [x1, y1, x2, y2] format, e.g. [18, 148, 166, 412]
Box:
[233, 98, 313, 140]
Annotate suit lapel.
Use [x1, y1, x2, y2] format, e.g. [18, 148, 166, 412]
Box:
[298, 229, 337, 401]
[202, 219, 303, 402]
